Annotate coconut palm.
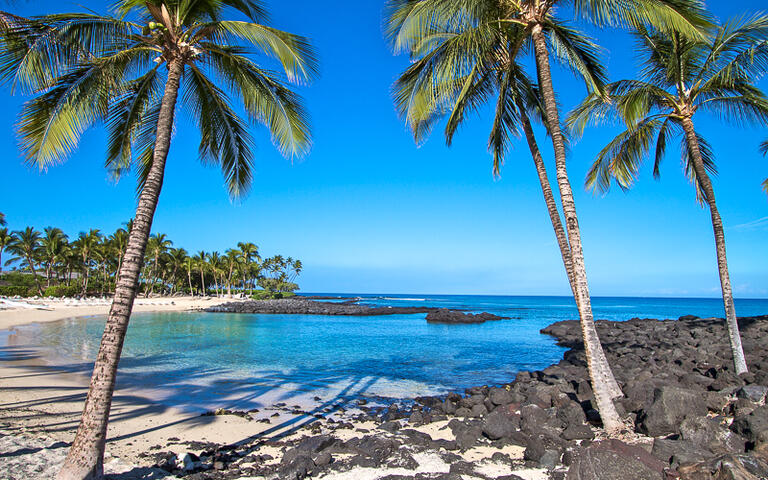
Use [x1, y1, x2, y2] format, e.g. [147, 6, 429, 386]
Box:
[146, 233, 172, 295]
[224, 248, 241, 296]
[386, 0, 708, 433]
[0, 227, 10, 275]
[0, 212, 5, 226]
[0, 1, 315, 477]
[194, 250, 208, 295]
[107, 228, 129, 282]
[41, 227, 69, 287]
[6, 227, 43, 295]
[568, 17, 768, 375]
[73, 229, 102, 295]
[236, 241, 259, 293]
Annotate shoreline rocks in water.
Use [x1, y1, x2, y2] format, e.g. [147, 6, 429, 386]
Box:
[207, 298, 508, 324]
[426, 308, 509, 324]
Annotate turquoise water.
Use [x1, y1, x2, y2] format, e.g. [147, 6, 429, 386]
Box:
[2, 295, 767, 411]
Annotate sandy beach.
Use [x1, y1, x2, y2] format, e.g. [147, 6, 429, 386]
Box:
[0, 297, 544, 480]
[0, 297, 328, 464]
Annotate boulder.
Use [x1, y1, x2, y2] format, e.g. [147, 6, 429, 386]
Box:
[737, 385, 768, 403]
[489, 387, 515, 406]
[731, 405, 768, 443]
[638, 386, 707, 437]
[482, 407, 520, 440]
[651, 438, 712, 467]
[679, 416, 745, 454]
[566, 439, 668, 480]
[677, 453, 768, 480]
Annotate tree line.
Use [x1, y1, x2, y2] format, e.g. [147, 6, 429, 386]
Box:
[0, 221, 301, 298]
[0, 1, 766, 479]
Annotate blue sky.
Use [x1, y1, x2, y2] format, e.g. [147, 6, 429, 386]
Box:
[1, 1, 767, 298]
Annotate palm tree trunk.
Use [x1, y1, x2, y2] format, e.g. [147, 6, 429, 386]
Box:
[27, 254, 44, 296]
[680, 117, 748, 375]
[57, 58, 185, 480]
[187, 269, 193, 295]
[531, 26, 623, 433]
[200, 268, 206, 296]
[519, 107, 576, 290]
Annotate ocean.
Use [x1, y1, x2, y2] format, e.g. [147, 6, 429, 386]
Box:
[2, 294, 767, 412]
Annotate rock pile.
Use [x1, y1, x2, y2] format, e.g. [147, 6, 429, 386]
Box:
[426, 309, 510, 324]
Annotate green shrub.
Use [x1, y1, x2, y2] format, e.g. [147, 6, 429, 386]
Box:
[43, 285, 81, 297]
[0, 272, 39, 287]
[0, 285, 36, 297]
[250, 290, 296, 300]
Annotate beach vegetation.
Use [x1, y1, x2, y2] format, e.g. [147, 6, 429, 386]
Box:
[0, 0, 315, 477]
[567, 16, 768, 374]
[0, 222, 302, 298]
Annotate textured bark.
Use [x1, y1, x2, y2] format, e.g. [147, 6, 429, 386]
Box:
[680, 117, 748, 375]
[531, 25, 623, 433]
[519, 108, 576, 291]
[56, 58, 185, 480]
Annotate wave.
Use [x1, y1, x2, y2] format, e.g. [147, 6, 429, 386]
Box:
[382, 297, 426, 301]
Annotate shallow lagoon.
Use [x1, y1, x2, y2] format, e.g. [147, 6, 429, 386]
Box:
[3, 295, 767, 411]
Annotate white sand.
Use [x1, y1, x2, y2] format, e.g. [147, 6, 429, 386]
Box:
[0, 297, 555, 480]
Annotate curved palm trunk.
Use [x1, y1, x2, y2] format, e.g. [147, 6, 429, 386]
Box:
[199, 269, 206, 296]
[26, 254, 44, 296]
[681, 117, 748, 374]
[57, 58, 185, 480]
[531, 26, 623, 433]
[519, 108, 576, 289]
[187, 269, 193, 295]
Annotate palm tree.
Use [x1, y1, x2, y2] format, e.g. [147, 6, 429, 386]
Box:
[236, 241, 260, 293]
[107, 228, 129, 283]
[0, 227, 10, 275]
[568, 18, 768, 375]
[0, 1, 315, 477]
[183, 254, 195, 295]
[167, 247, 187, 294]
[41, 227, 68, 287]
[7, 227, 43, 295]
[224, 248, 241, 296]
[386, 0, 708, 433]
[207, 251, 225, 296]
[73, 229, 102, 295]
[146, 233, 172, 295]
[194, 250, 208, 296]
[0, 212, 5, 226]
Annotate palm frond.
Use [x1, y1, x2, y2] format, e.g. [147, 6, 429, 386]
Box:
[585, 116, 664, 193]
[207, 21, 317, 83]
[572, 0, 711, 40]
[544, 19, 606, 95]
[183, 63, 255, 198]
[201, 44, 312, 159]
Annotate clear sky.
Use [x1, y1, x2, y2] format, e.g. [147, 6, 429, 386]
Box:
[1, 1, 767, 298]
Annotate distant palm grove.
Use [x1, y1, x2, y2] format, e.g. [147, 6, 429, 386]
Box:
[0, 221, 301, 299]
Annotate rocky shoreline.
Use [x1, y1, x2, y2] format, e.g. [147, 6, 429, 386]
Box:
[5, 313, 768, 480]
[207, 298, 510, 324]
[119, 313, 768, 480]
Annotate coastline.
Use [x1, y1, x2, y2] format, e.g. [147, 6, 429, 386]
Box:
[0, 296, 233, 330]
[1, 300, 767, 479]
